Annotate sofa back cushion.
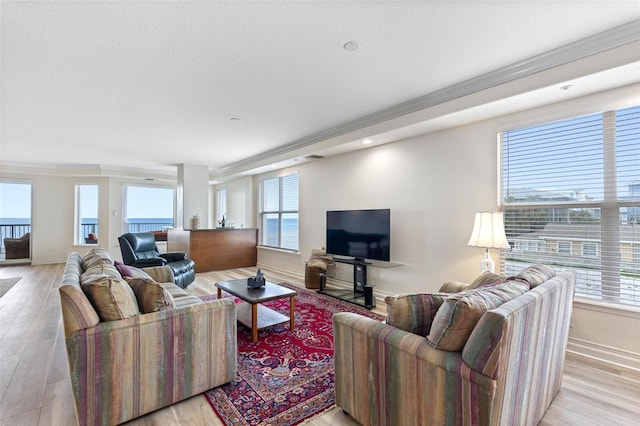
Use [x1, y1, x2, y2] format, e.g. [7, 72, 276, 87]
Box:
[427, 280, 530, 351]
[59, 285, 100, 336]
[438, 271, 505, 293]
[385, 293, 448, 336]
[510, 264, 556, 288]
[81, 277, 140, 321]
[81, 247, 114, 270]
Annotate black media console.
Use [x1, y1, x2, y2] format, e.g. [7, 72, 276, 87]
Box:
[318, 258, 376, 309]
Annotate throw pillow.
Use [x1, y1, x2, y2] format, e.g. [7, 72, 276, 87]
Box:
[81, 277, 140, 321]
[511, 264, 556, 288]
[114, 260, 135, 278]
[385, 293, 448, 336]
[59, 285, 100, 335]
[307, 248, 334, 270]
[427, 280, 530, 351]
[125, 277, 175, 314]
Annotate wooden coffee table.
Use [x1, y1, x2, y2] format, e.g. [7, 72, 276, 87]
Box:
[215, 279, 298, 342]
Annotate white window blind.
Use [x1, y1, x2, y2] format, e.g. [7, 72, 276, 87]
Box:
[260, 173, 299, 251]
[500, 105, 639, 306]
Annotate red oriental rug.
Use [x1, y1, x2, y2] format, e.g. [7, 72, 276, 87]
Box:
[202, 283, 384, 426]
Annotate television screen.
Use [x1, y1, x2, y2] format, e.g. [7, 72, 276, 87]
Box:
[326, 209, 390, 262]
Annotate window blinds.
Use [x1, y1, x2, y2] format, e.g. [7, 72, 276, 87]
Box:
[500, 105, 639, 306]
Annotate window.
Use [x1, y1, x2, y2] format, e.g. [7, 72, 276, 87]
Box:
[500, 105, 640, 306]
[259, 173, 299, 251]
[216, 187, 227, 226]
[557, 241, 572, 256]
[0, 181, 32, 259]
[123, 185, 175, 233]
[582, 242, 599, 258]
[75, 184, 98, 245]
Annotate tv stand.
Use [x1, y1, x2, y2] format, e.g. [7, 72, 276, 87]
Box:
[318, 258, 375, 309]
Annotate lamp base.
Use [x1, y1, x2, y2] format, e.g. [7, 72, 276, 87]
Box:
[480, 249, 495, 273]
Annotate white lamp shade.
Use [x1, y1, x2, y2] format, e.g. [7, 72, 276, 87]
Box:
[467, 212, 510, 249]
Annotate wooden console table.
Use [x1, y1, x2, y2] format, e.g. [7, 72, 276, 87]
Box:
[167, 228, 258, 272]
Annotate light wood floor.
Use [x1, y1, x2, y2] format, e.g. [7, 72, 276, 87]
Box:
[0, 263, 638, 425]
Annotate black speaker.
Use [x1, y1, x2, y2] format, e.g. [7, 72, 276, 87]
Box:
[364, 286, 374, 307]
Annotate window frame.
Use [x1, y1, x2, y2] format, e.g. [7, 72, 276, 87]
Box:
[259, 173, 299, 251]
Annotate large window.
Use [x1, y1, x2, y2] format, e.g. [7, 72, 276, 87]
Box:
[75, 184, 98, 245]
[500, 105, 639, 306]
[0, 181, 32, 259]
[259, 173, 299, 251]
[123, 185, 175, 233]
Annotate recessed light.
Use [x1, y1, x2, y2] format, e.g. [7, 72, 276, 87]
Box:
[343, 41, 359, 51]
[362, 139, 372, 145]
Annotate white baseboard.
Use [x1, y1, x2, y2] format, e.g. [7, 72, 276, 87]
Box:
[566, 337, 640, 379]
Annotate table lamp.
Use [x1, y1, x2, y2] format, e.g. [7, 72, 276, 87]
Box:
[467, 211, 510, 273]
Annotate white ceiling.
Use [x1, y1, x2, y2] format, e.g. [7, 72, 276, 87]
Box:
[1, 1, 639, 181]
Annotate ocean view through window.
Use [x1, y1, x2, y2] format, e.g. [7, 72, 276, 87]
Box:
[260, 173, 299, 251]
[500, 105, 639, 306]
[123, 185, 175, 233]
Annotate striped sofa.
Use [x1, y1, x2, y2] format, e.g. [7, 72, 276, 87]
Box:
[333, 265, 576, 426]
[59, 249, 237, 426]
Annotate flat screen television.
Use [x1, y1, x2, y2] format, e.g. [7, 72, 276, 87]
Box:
[326, 209, 390, 262]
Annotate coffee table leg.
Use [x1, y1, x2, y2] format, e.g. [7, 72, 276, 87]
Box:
[251, 304, 258, 342]
[217, 288, 222, 299]
[290, 296, 295, 330]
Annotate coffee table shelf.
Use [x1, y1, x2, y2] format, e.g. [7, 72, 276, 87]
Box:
[215, 279, 297, 342]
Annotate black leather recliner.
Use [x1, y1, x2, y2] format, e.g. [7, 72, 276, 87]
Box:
[118, 232, 196, 288]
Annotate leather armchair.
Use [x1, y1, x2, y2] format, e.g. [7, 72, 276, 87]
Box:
[118, 232, 195, 288]
[4, 232, 30, 259]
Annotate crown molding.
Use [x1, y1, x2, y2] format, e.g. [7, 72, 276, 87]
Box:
[211, 19, 640, 180]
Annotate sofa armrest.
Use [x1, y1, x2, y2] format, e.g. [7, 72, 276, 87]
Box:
[333, 312, 496, 426]
[140, 265, 175, 283]
[160, 252, 187, 262]
[131, 257, 167, 267]
[64, 299, 237, 426]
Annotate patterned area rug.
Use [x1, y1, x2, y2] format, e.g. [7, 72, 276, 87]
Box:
[203, 283, 384, 426]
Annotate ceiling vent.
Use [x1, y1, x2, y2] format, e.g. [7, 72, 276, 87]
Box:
[304, 155, 325, 160]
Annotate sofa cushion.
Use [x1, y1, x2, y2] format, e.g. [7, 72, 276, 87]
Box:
[427, 280, 530, 351]
[466, 271, 507, 290]
[511, 264, 556, 288]
[59, 285, 100, 335]
[125, 277, 176, 313]
[81, 247, 114, 270]
[158, 282, 204, 308]
[438, 272, 505, 293]
[438, 280, 469, 293]
[385, 293, 448, 336]
[81, 277, 141, 321]
[80, 263, 121, 285]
